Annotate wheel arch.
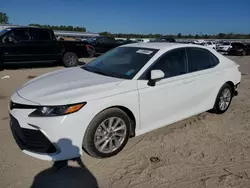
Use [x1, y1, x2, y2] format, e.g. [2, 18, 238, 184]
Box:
[211, 81, 235, 112]
[225, 81, 234, 91]
[99, 105, 137, 138]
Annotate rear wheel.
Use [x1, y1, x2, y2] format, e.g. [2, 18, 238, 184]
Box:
[241, 50, 246, 56]
[0, 62, 4, 71]
[83, 108, 130, 158]
[86, 45, 95, 58]
[213, 83, 233, 114]
[62, 52, 79, 67]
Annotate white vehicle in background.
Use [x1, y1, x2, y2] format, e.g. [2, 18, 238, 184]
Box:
[217, 41, 232, 53]
[193, 40, 206, 45]
[204, 41, 216, 49]
[9, 43, 241, 161]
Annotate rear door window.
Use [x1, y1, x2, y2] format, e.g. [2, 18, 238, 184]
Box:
[97, 38, 107, 43]
[106, 37, 116, 43]
[231, 43, 244, 48]
[33, 29, 51, 40]
[186, 47, 219, 72]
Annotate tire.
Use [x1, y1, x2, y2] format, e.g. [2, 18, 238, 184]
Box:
[62, 52, 79, 67]
[0, 62, 4, 71]
[87, 45, 95, 58]
[82, 108, 131, 158]
[213, 83, 233, 114]
[241, 50, 246, 56]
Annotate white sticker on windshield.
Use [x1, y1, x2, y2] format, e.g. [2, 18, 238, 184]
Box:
[136, 49, 153, 55]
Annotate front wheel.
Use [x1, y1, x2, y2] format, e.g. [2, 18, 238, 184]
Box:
[213, 83, 233, 114]
[86, 45, 95, 58]
[62, 52, 79, 67]
[83, 108, 131, 158]
[241, 50, 246, 56]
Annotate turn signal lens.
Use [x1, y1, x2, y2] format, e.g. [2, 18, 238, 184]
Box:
[65, 104, 85, 114]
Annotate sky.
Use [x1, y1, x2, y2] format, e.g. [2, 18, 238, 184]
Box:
[1, 0, 250, 35]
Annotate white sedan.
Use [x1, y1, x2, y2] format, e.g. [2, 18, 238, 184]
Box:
[203, 41, 216, 49]
[9, 43, 241, 160]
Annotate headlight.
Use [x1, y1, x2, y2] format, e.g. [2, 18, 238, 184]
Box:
[29, 102, 86, 117]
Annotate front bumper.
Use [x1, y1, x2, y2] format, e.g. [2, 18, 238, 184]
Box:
[217, 48, 229, 52]
[9, 93, 92, 161]
[10, 114, 57, 153]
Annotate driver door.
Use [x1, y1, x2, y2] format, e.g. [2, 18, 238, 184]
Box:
[1, 28, 33, 62]
[137, 48, 195, 131]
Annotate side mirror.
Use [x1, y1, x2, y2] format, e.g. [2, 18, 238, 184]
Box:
[148, 70, 165, 86]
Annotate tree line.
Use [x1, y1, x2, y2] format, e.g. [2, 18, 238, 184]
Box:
[28, 24, 86, 32]
[99, 32, 250, 39]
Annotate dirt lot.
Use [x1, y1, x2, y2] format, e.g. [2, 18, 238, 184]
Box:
[0, 56, 250, 188]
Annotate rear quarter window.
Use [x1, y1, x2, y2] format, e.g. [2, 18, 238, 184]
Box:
[187, 47, 219, 73]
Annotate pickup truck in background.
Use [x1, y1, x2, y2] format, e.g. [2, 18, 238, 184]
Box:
[0, 26, 92, 67]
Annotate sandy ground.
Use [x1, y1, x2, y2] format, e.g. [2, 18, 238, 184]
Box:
[0, 56, 250, 188]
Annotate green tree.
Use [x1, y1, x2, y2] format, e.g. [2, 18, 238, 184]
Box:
[194, 34, 199, 39]
[177, 33, 182, 38]
[217, 33, 226, 39]
[28, 24, 86, 32]
[203, 34, 209, 39]
[99, 31, 112, 37]
[0, 12, 9, 24]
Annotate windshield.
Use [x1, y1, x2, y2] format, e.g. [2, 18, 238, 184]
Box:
[231, 43, 244, 48]
[0, 29, 11, 37]
[87, 37, 97, 42]
[82, 47, 158, 79]
[223, 42, 230, 45]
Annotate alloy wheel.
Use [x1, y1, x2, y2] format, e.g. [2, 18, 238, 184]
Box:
[218, 88, 231, 111]
[67, 55, 77, 65]
[94, 117, 127, 154]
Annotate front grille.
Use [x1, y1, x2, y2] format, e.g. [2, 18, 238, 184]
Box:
[10, 101, 38, 110]
[9, 114, 57, 154]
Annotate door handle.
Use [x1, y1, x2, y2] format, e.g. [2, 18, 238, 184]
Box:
[183, 80, 194, 84]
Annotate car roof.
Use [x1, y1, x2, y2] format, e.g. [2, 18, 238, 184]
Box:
[122, 42, 210, 51]
[4, 26, 52, 31]
[122, 42, 180, 49]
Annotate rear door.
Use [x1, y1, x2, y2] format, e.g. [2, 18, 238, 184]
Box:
[104, 37, 118, 52]
[0, 28, 33, 62]
[30, 28, 61, 61]
[186, 47, 221, 114]
[95, 37, 109, 53]
[94, 37, 117, 53]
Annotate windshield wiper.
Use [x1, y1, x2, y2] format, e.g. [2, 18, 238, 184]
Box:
[92, 70, 109, 76]
[82, 66, 109, 76]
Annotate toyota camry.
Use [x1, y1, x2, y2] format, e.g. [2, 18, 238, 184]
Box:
[9, 42, 241, 160]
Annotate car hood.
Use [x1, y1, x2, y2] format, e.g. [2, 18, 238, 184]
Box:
[16, 67, 124, 105]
